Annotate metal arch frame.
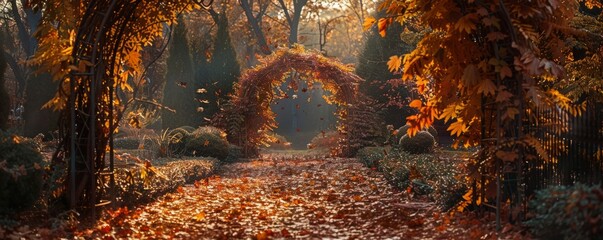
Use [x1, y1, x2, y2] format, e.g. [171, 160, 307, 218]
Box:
[58, 0, 212, 218]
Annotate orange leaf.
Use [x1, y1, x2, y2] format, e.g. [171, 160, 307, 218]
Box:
[193, 212, 206, 221]
[447, 120, 468, 137]
[363, 16, 376, 31]
[409, 99, 422, 109]
[500, 65, 512, 79]
[377, 18, 391, 37]
[440, 104, 459, 123]
[495, 89, 513, 103]
[387, 55, 402, 72]
[477, 79, 496, 96]
[454, 13, 478, 34]
[462, 64, 479, 87]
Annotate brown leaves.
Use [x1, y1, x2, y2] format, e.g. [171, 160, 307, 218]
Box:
[454, 13, 478, 34]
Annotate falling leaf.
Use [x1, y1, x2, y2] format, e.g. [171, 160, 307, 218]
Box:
[177, 81, 187, 88]
[197, 88, 207, 93]
[197, 107, 204, 112]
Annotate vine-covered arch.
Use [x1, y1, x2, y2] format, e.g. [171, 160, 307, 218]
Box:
[215, 46, 362, 156]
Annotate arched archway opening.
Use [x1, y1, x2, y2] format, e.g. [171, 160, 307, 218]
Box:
[214, 46, 363, 156]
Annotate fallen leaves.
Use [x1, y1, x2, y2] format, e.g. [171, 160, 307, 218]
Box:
[67, 153, 520, 239]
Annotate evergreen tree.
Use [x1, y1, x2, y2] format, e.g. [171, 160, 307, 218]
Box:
[196, 13, 240, 122]
[355, 11, 415, 127]
[162, 16, 198, 129]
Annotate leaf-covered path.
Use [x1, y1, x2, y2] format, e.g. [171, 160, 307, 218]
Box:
[85, 155, 500, 239]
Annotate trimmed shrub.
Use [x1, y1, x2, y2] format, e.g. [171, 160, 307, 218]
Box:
[393, 125, 437, 145]
[356, 147, 385, 168]
[115, 158, 217, 207]
[0, 132, 44, 214]
[427, 125, 438, 139]
[398, 131, 435, 154]
[225, 145, 243, 163]
[524, 184, 603, 240]
[183, 126, 229, 160]
[377, 150, 467, 210]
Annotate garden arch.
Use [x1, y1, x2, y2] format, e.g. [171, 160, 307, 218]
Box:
[215, 46, 362, 156]
[36, 0, 212, 216]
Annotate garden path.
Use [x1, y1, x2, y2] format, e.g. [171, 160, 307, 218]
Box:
[83, 154, 499, 239]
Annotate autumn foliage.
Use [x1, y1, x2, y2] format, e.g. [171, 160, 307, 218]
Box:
[214, 46, 361, 156]
[368, 0, 603, 212]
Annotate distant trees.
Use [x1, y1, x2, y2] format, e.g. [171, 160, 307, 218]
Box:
[162, 16, 199, 129]
[2, 0, 58, 136]
[0, 37, 8, 131]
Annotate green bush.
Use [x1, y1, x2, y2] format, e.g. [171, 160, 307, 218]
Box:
[114, 138, 140, 149]
[398, 131, 435, 154]
[225, 145, 243, 162]
[183, 126, 229, 160]
[393, 125, 437, 145]
[427, 126, 437, 139]
[377, 150, 467, 210]
[0, 132, 44, 214]
[393, 125, 410, 144]
[524, 184, 603, 240]
[356, 147, 385, 168]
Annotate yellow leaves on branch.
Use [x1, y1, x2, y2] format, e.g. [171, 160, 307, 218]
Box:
[406, 99, 439, 136]
[440, 103, 462, 123]
[447, 119, 468, 137]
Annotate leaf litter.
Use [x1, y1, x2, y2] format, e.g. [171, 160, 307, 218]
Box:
[75, 154, 523, 239]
